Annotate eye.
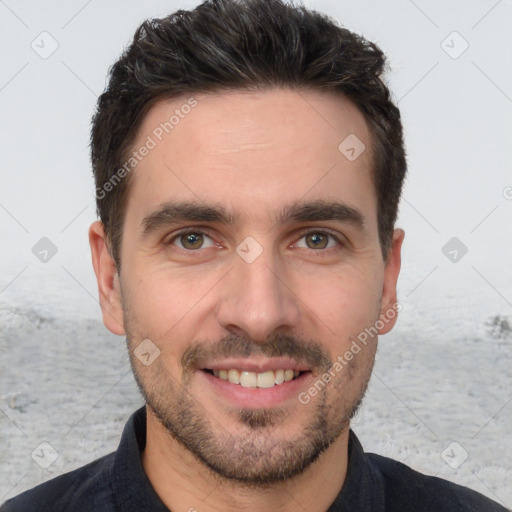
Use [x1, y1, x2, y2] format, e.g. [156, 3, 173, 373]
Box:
[295, 231, 339, 250]
[170, 231, 216, 250]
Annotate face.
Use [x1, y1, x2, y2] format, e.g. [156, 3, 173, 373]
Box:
[90, 88, 403, 486]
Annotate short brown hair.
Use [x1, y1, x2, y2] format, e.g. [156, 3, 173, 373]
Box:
[90, 0, 406, 268]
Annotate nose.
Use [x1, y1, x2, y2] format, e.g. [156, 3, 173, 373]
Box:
[216, 244, 301, 343]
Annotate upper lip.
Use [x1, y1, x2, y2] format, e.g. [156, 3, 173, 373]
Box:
[199, 357, 311, 373]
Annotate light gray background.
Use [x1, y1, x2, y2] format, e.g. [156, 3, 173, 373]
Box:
[1, 0, 511, 507]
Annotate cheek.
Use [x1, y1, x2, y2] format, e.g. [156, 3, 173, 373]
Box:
[301, 266, 383, 343]
[123, 267, 219, 343]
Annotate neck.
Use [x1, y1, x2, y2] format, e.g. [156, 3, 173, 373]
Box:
[141, 406, 350, 512]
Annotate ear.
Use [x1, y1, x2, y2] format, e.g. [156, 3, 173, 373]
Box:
[378, 229, 404, 335]
[89, 221, 125, 335]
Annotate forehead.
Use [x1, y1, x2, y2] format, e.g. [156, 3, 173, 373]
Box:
[124, 88, 376, 230]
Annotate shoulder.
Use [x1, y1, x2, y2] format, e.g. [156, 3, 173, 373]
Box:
[0, 452, 116, 512]
[367, 452, 509, 512]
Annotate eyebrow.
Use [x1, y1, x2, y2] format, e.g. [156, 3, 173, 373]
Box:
[276, 200, 364, 227]
[141, 199, 365, 237]
[141, 202, 236, 236]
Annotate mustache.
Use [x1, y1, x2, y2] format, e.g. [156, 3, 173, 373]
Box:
[181, 332, 332, 373]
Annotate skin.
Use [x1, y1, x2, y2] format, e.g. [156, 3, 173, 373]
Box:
[89, 88, 404, 512]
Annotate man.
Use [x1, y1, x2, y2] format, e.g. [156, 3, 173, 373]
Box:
[2, 0, 507, 510]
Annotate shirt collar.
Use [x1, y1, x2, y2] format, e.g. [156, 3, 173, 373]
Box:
[111, 407, 169, 512]
[327, 429, 385, 511]
[111, 406, 383, 512]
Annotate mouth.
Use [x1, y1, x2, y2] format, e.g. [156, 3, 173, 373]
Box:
[202, 368, 307, 388]
[197, 358, 314, 409]
[195, 357, 315, 408]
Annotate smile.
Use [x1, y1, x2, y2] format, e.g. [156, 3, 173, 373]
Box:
[203, 368, 304, 388]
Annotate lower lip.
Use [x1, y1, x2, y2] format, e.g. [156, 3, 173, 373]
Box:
[198, 370, 312, 408]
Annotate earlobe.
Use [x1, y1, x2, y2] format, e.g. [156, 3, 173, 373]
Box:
[89, 221, 126, 335]
[378, 229, 405, 335]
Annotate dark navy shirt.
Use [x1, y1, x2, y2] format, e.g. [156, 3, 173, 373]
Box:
[1, 407, 508, 511]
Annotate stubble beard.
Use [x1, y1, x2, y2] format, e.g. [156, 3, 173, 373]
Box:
[127, 339, 375, 488]
[122, 297, 376, 487]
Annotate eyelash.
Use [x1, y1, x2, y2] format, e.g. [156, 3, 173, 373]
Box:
[166, 228, 344, 253]
[295, 229, 343, 251]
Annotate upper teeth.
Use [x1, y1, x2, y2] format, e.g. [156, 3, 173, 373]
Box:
[212, 369, 300, 388]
